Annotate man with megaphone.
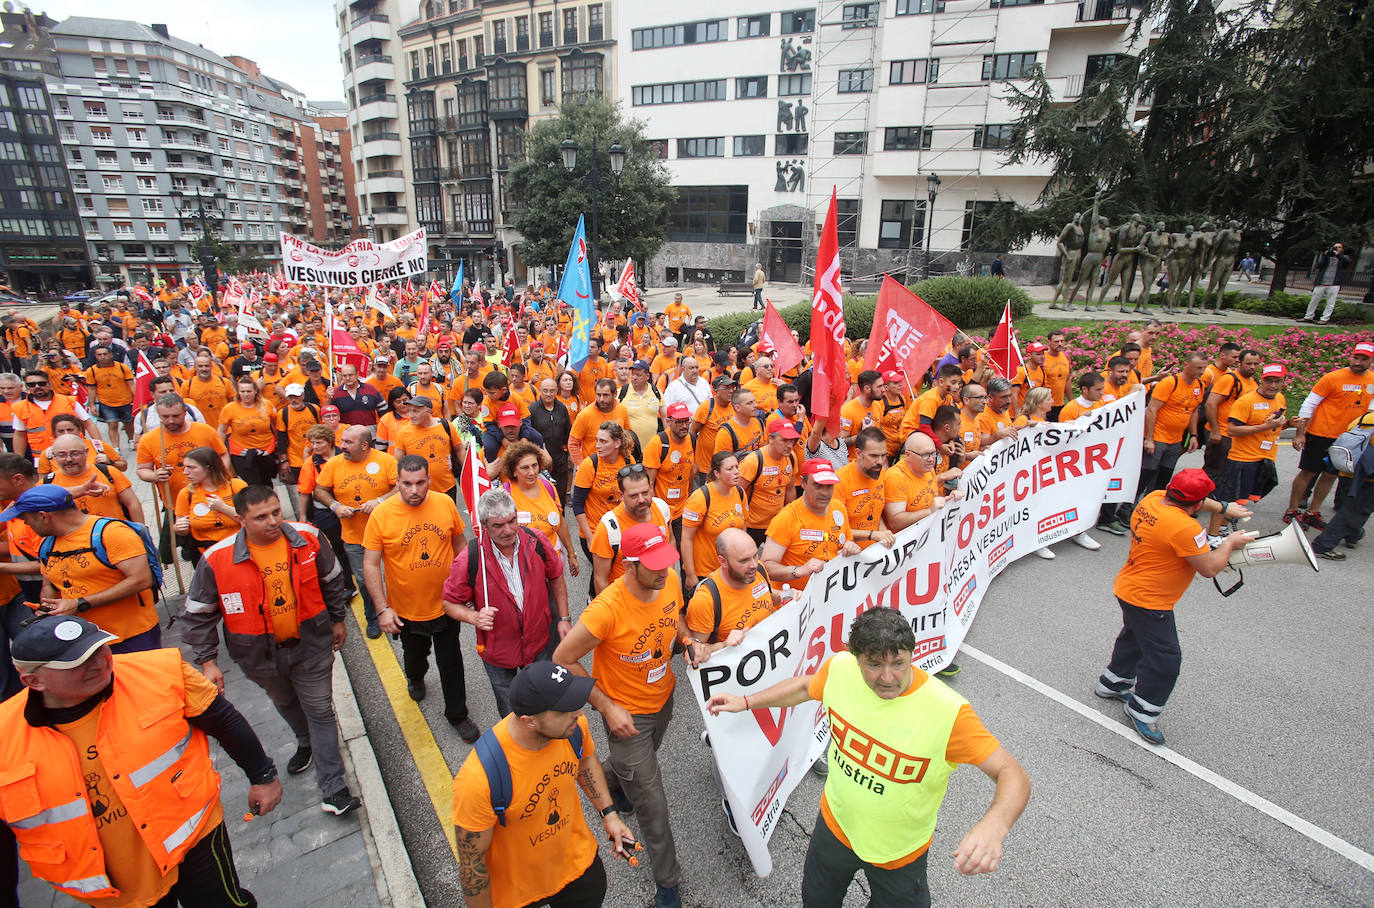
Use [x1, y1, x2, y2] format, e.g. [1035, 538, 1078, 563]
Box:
[1095, 469, 1256, 745]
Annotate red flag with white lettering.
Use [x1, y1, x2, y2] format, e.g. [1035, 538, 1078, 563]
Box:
[501, 323, 520, 367]
[759, 300, 804, 376]
[985, 300, 1022, 378]
[863, 276, 958, 382]
[808, 189, 848, 432]
[133, 350, 157, 411]
[460, 438, 492, 538]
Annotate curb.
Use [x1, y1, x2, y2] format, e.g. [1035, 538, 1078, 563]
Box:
[333, 657, 425, 908]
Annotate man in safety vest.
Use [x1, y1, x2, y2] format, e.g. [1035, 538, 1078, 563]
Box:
[708, 607, 1030, 908]
[0, 614, 282, 906]
[182, 484, 361, 816]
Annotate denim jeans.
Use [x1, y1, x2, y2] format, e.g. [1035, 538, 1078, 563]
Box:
[343, 542, 377, 624]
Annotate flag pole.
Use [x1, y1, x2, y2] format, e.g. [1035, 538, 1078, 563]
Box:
[156, 432, 186, 597]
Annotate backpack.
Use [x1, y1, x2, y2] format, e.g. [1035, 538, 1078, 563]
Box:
[38, 516, 164, 603]
[1327, 423, 1374, 475]
[722, 415, 767, 455]
[697, 569, 768, 644]
[598, 499, 671, 563]
[44, 462, 128, 520]
[475, 722, 584, 827]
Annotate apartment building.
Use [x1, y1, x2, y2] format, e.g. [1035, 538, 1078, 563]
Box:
[618, 0, 1146, 285]
[0, 9, 88, 293]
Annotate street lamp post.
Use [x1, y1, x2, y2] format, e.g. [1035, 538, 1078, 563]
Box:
[170, 186, 226, 299]
[923, 173, 941, 280]
[560, 137, 626, 301]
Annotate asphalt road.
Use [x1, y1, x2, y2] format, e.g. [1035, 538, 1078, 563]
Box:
[342, 440, 1374, 908]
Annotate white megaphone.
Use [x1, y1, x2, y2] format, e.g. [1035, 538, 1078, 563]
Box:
[1214, 520, 1320, 597]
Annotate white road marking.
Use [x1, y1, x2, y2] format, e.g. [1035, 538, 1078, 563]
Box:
[960, 644, 1374, 873]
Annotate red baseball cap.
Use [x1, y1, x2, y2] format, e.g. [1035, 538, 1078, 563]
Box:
[802, 458, 840, 485]
[320, 405, 341, 418]
[665, 402, 691, 420]
[1261, 363, 1288, 379]
[767, 416, 801, 440]
[1167, 468, 1215, 504]
[621, 523, 679, 570]
[262, 353, 278, 363]
[438, 340, 452, 350]
[496, 403, 521, 426]
[472, 342, 487, 353]
[882, 370, 903, 383]
[1026, 341, 1048, 353]
[1354, 342, 1374, 357]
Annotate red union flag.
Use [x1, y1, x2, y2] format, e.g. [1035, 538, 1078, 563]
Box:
[863, 276, 958, 382]
[809, 189, 847, 431]
[611, 258, 641, 308]
[460, 440, 492, 538]
[985, 300, 1023, 378]
[759, 300, 804, 376]
[132, 350, 157, 410]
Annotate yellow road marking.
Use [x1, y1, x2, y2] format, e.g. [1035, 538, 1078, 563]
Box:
[347, 595, 458, 858]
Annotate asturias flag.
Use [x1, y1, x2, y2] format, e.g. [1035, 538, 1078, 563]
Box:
[449, 261, 465, 303]
[558, 215, 594, 371]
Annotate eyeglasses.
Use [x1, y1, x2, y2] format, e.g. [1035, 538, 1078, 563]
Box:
[617, 463, 648, 480]
[24, 381, 48, 388]
[911, 450, 939, 459]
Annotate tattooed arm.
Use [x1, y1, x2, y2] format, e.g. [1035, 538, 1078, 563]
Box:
[454, 825, 495, 908]
[575, 754, 635, 859]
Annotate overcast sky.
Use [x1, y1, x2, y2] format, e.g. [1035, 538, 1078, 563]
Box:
[37, 0, 348, 101]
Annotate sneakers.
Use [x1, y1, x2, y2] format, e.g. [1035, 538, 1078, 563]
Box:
[722, 798, 740, 838]
[287, 745, 313, 775]
[936, 661, 961, 677]
[1122, 702, 1165, 745]
[322, 789, 362, 816]
[655, 885, 683, 908]
[1071, 532, 1101, 551]
[1094, 682, 1131, 703]
[407, 681, 426, 701]
[1206, 535, 1223, 548]
[1316, 549, 1346, 561]
[1034, 546, 1056, 560]
[1300, 511, 1327, 530]
[810, 757, 829, 777]
[1096, 521, 1127, 537]
[1282, 509, 1302, 525]
[365, 621, 382, 639]
[449, 716, 481, 744]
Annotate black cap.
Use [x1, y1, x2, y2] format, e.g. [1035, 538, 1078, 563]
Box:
[11, 615, 116, 671]
[508, 661, 595, 716]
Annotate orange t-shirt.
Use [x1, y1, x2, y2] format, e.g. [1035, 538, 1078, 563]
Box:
[579, 572, 683, 715]
[175, 478, 247, 543]
[218, 401, 275, 454]
[738, 445, 801, 529]
[589, 501, 670, 585]
[135, 423, 227, 500]
[83, 362, 135, 407]
[715, 415, 764, 458]
[57, 663, 222, 908]
[834, 461, 885, 547]
[272, 404, 321, 469]
[507, 476, 563, 550]
[1113, 490, 1208, 610]
[957, 412, 982, 454]
[1043, 352, 1071, 405]
[392, 421, 458, 492]
[883, 460, 940, 517]
[876, 395, 907, 457]
[1207, 372, 1258, 438]
[576, 358, 615, 405]
[1101, 377, 1138, 405]
[572, 453, 626, 536]
[53, 463, 132, 520]
[451, 715, 599, 908]
[1057, 396, 1104, 423]
[1227, 391, 1287, 463]
[839, 397, 881, 440]
[976, 406, 1016, 445]
[40, 517, 157, 641]
[247, 535, 301, 643]
[681, 483, 746, 577]
[684, 568, 775, 640]
[316, 450, 399, 543]
[1149, 374, 1205, 444]
[1307, 367, 1374, 438]
[691, 398, 733, 473]
[807, 656, 999, 870]
[642, 431, 695, 519]
[764, 498, 852, 591]
[179, 374, 234, 427]
[362, 491, 466, 621]
[569, 403, 630, 464]
[744, 378, 779, 414]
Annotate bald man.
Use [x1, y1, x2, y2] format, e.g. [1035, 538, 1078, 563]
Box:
[884, 432, 960, 533]
[48, 433, 145, 523]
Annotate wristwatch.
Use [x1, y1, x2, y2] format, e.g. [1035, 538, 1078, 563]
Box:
[76, 597, 91, 613]
[558, 616, 571, 623]
[599, 804, 619, 818]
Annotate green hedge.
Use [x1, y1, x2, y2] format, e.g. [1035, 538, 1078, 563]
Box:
[1226, 290, 1370, 323]
[705, 276, 1035, 348]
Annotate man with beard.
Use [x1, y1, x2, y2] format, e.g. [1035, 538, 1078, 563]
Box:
[835, 427, 896, 550]
[762, 459, 861, 595]
[589, 464, 670, 594]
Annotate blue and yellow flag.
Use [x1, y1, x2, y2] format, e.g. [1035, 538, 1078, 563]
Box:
[449, 260, 464, 303]
[558, 215, 594, 371]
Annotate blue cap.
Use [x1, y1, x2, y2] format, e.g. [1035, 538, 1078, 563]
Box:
[0, 485, 76, 522]
[631, 359, 652, 371]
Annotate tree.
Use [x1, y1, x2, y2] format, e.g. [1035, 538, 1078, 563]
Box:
[978, 0, 1374, 294]
[507, 96, 676, 269]
[200, 234, 268, 276]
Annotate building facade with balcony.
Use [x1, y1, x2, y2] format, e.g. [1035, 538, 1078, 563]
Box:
[48, 17, 334, 287]
[396, 0, 615, 288]
[337, 0, 415, 244]
[0, 9, 89, 293]
[618, 0, 1145, 286]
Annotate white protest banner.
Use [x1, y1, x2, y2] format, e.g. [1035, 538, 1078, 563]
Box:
[688, 394, 1145, 876]
[279, 228, 427, 287]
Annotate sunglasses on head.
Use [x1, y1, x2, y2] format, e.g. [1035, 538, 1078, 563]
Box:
[617, 463, 648, 480]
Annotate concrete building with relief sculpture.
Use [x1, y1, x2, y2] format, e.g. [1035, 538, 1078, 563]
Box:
[618, 0, 1149, 287]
